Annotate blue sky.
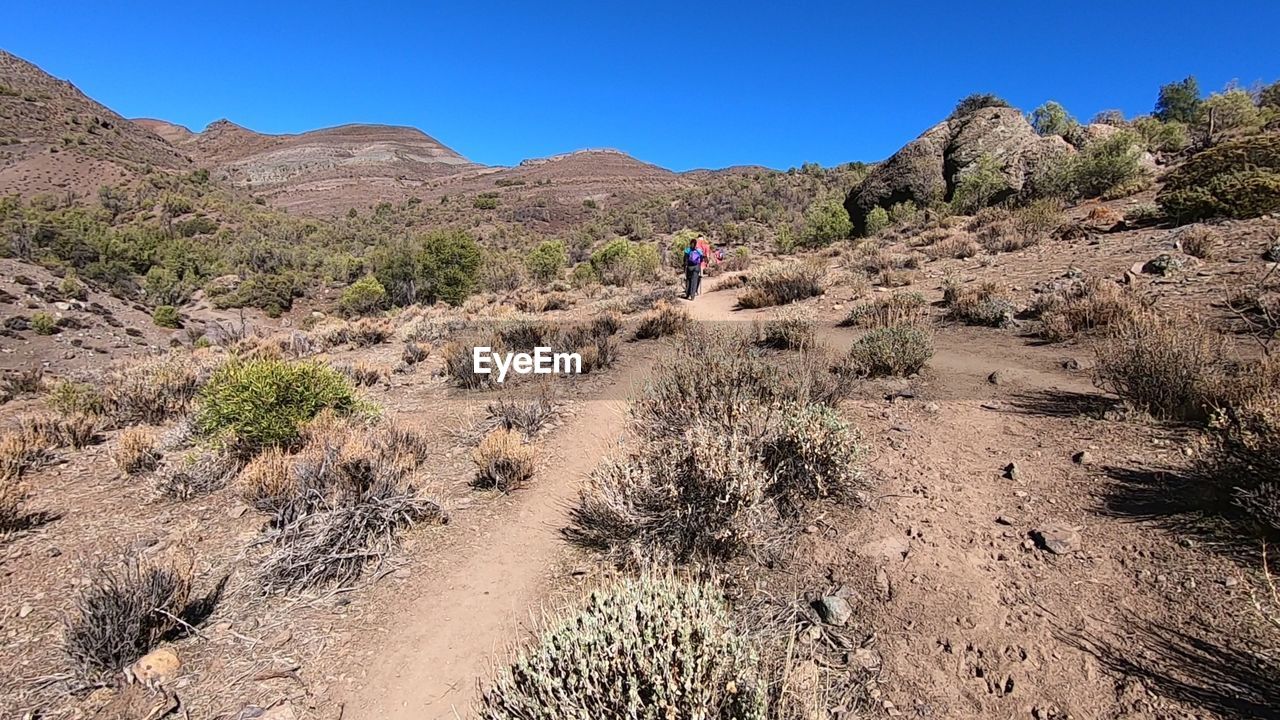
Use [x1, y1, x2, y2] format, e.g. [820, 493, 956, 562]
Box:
[3, 2, 1277, 170]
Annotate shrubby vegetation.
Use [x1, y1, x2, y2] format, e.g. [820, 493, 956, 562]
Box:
[1157, 133, 1280, 221]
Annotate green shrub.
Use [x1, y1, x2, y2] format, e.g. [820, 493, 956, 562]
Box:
[1195, 89, 1264, 145]
[951, 153, 1009, 213]
[802, 196, 852, 246]
[1039, 130, 1145, 200]
[589, 239, 659, 286]
[849, 325, 933, 377]
[1157, 134, 1280, 221]
[1030, 101, 1077, 137]
[473, 195, 499, 210]
[59, 271, 87, 300]
[863, 206, 890, 237]
[887, 200, 921, 228]
[570, 262, 599, 288]
[481, 573, 765, 720]
[337, 276, 387, 317]
[30, 312, 58, 336]
[419, 229, 482, 306]
[950, 93, 1010, 119]
[1132, 116, 1189, 153]
[47, 380, 105, 416]
[197, 359, 363, 449]
[152, 305, 181, 329]
[524, 239, 567, 283]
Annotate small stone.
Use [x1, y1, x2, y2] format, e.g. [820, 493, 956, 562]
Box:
[18, 604, 33, 618]
[995, 515, 1015, 526]
[227, 504, 249, 519]
[987, 371, 1002, 385]
[1031, 526, 1080, 555]
[1061, 357, 1081, 371]
[1072, 450, 1091, 465]
[1003, 462, 1021, 481]
[814, 595, 852, 627]
[127, 647, 181, 687]
[1223, 577, 1240, 588]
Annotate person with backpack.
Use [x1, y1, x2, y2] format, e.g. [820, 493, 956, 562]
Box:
[682, 236, 705, 299]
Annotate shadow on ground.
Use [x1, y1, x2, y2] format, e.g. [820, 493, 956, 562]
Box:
[1061, 616, 1280, 719]
[1006, 389, 1117, 419]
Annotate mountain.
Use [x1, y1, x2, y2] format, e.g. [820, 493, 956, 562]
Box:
[0, 50, 191, 198]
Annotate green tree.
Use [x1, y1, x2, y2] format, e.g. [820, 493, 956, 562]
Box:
[1029, 101, 1078, 137]
[1155, 77, 1201, 124]
[1260, 80, 1280, 111]
[1196, 89, 1264, 144]
[152, 305, 182, 329]
[418, 229, 482, 306]
[337, 275, 388, 317]
[524, 239, 568, 283]
[802, 196, 852, 246]
[950, 93, 1010, 119]
[863, 207, 890, 236]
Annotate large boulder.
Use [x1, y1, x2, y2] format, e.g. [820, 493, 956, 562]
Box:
[845, 107, 1072, 234]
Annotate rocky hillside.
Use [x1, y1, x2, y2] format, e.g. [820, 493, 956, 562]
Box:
[0, 51, 192, 198]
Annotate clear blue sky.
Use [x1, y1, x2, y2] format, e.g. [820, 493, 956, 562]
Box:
[3, 2, 1277, 171]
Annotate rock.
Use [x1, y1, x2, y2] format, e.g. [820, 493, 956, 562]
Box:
[1072, 450, 1091, 465]
[126, 647, 180, 688]
[1266, 244, 1280, 263]
[844, 107, 1073, 234]
[1031, 526, 1080, 555]
[852, 647, 882, 671]
[995, 515, 1015, 526]
[861, 535, 911, 561]
[1061, 358, 1081, 371]
[227, 503, 249, 519]
[18, 604, 33, 618]
[1003, 462, 1021, 481]
[814, 595, 852, 627]
[987, 370, 1003, 385]
[1142, 253, 1183, 276]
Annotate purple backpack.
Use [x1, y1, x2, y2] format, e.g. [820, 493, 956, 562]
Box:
[688, 249, 704, 266]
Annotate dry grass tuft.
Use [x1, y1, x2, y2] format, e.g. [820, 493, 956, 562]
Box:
[840, 292, 928, 329]
[1093, 310, 1229, 420]
[943, 280, 1016, 327]
[756, 306, 817, 350]
[634, 300, 692, 340]
[487, 388, 558, 438]
[473, 428, 537, 492]
[104, 353, 203, 424]
[1034, 277, 1141, 342]
[1177, 224, 1221, 259]
[114, 428, 160, 475]
[738, 259, 825, 309]
[925, 233, 981, 260]
[153, 447, 240, 501]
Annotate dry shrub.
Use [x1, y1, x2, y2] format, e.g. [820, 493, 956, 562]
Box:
[849, 325, 934, 378]
[350, 318, 392, 347]
[401, 341, 429, 366]
[756, 306, 816, 350]
[925, 233, 981, 260]
[1, 367, 45, 401]
[487, 388, 558, 438]
[943, 280, 1015, 327]
[1034, 277, 1140, 342]
[153, 447, 240, 501]
[264, 330, 316, 359]
[256, 414, 442, 593]
[840, 292, 928, 329]
[1012, 198, 1064, 242]
[46, 379, 105, 416]
[0, 430, 49, 482]
[876, 268, 917, 287]
[1093, 310, 1229, 420]
[765, 404, 865, 508]
[14, 413, 100, 450]
[105, 353, 203, 424]
[635, 300, 692, 340]
[114, 427, 160, 475]
[442, 335, 496, 389]
[784, 347, 858, 409]
[1177, 225, 1221, 259]
[1, 473, 31, 535]
[336, 360, 387, 387]
[63, 557, 195, 685]
[737, 260, 825, 309]
[473, 428, 537, 492]
[311, 320, 353, 348]
[480, 572, 765, 720]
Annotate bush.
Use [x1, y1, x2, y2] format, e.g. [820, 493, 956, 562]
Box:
[590, 239, 659, 286]
[419, 229, 483, 306]
[1177, 225, 1220, 259]
[737, 260, 824, 309]
[635, 301, 692, 340]
[153, 447, 239, 500]
[950, 153, 1008, 214]
[338, 276, 387, 317]
[402, 341, 429, 366]
[756, 306, 816, 350]
[59, 271, 88, 301]
[840, 292, 927, 329]
[525, 239, 567, 283]
[951, 93, 1010, 119]
[802, 196, 852, 246]
[31, 311, 58, 336]
[1132, 116, 1189, 154]
[1030, 101, 1077, 137]
[197, 358, 363, 450]
[863, 206, 890, 236]
[765, 404, 864, 506]
[152, 305, 182, 329]
[1196, 89, 1264, 145]
[1157, 134, 1280, 221]
[473, 428, 537, 492]
[114, 428, 160, 475]
[0, 472, 30, 535]
[849, 325, 933, 377]
[1033, 278, 1139, 342]
[105, 353, 202, 424]
[1040, 131, 1145, 200]
[480, 573, 765, 720]
[944, 281, 1015, 327]
[487, 388, 558, 438]
[47, 379, 104, 416]
[1155, 77, 1201, 124]
[925, 233, 981, 260]
[63, 558, 195, 684]
[1093, 310, 1228, 420]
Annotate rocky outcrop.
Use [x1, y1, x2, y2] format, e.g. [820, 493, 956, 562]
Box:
[845, 107, 1072, 233]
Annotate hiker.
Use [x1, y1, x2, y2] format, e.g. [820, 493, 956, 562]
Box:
[683, 236, 705, 299]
